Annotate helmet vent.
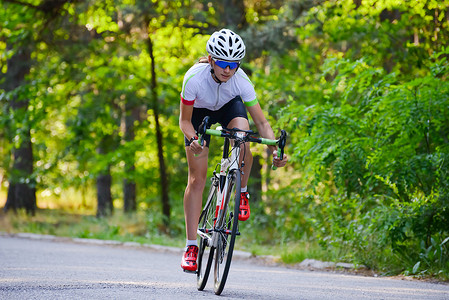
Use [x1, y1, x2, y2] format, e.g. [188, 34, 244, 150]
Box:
[206, 28, 246, 61]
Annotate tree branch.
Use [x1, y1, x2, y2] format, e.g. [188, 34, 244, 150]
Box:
[2, 0, 40, 10]
[3, 0, 74, 14]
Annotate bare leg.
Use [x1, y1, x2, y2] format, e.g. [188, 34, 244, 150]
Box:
[184, 147, 209, 241]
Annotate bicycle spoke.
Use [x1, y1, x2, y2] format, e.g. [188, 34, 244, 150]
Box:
[213, 170, 241, 295]
[194, 117, 286, 295]
[197, 179, 218, 291]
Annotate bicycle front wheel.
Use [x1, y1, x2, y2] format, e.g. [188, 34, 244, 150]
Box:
[213, 169, 241, 295]
[196, 177, 217, 291]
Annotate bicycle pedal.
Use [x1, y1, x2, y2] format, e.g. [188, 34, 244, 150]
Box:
[183, 269, 197, 275]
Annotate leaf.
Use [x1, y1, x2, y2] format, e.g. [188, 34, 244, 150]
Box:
[441, 237, 449, 246]
[412, 261, 421, 274]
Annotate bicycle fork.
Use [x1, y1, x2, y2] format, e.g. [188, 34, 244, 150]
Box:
[210, 137, 242, 248]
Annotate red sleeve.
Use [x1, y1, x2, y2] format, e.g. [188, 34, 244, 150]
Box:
[180, 95, 195, 106]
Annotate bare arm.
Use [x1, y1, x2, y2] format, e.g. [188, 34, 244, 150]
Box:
[179, 102, 204, 154]
[179, 102, 195, 139]
[247, 103, 275, 144]
[247, 103, 287, 167]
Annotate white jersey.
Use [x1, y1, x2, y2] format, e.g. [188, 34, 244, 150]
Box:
[180, 63, 258, 111]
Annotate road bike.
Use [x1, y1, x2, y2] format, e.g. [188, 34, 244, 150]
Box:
[195, 116, 286, 295]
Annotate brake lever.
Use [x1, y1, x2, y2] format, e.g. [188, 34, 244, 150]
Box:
[278, 130, 287, 161]
[272, 130, 287, 170]
[195, 116, 210, 156]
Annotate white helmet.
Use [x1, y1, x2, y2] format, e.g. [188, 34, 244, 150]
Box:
[206, 29, 246, 61]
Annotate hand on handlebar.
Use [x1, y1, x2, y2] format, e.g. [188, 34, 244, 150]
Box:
[190, 139, 206, 156]
[272, 129, 287, 170]
[272, 150, 288, 168]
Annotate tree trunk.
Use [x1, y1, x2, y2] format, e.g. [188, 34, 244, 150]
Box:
[96, 171, 113, 217]
[123, 175, 136, 212]
[123, 103, 139, 212]
[221, 0, 247, 29]
[4, 184, 17, 212]
[154, 106, 170, 224]
[96, 137, 113, 217]
[249, 154, 262, 204]
[147, 30, 170, 226]
[2, 46, 36, 215]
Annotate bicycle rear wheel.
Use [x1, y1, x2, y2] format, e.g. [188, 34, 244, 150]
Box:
[196, 177, 218, 291]
[213, 169, 241, 295]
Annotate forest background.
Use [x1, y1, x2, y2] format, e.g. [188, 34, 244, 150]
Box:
[1, 0, 448, 280]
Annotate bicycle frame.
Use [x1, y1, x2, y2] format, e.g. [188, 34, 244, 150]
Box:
[195, 116, 287, 295]
[197, 131, 244, 249]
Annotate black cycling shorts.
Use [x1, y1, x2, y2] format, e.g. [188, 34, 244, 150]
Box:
[184, 96, 248, 148]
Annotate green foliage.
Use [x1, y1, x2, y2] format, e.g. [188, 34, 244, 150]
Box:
[276, 47, 449, 277]
[2, 0, 449, 279]
[247, 1, 449, 278]
[1, 209, 184, 247]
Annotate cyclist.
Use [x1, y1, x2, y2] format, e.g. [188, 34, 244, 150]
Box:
[179, 29, 288, 272]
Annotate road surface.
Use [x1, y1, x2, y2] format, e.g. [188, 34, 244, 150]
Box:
[0, 234, 448, 299]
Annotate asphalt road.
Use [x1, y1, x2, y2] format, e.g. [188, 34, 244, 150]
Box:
[1, 235, 448, 299]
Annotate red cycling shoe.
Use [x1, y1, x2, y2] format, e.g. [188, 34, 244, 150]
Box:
[238, 192, 250, 221]
[181, 245, 198, 272]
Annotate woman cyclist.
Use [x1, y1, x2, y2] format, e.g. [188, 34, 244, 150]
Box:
[179, 29, 288, 272]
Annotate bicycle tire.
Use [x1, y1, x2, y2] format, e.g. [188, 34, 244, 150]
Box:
[213, 169, 241, 295]
[196, 177, 218, 291]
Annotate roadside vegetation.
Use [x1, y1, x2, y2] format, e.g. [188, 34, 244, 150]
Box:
[0, 203, 337, 270]
[1, 0, 448, 281]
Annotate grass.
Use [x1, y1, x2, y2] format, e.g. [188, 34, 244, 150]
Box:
[0, 188, 352, 269]
[0, 208, 185, 248]
[0, 205, 332, 267]
[2, 191, 448, 282]
[4, 207, 449, 284]
[4, 205, 447, 282]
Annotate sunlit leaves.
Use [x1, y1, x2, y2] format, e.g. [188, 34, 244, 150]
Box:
[1, 0, 449, 274]
[78, 0, 120, 33]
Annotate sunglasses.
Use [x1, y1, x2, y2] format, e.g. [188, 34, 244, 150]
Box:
[212, 58, 240, 70]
